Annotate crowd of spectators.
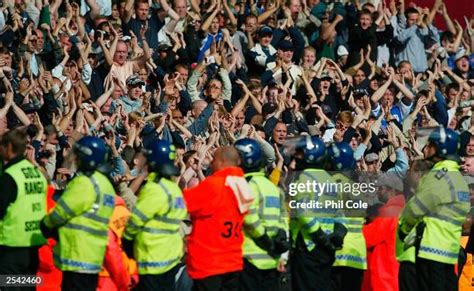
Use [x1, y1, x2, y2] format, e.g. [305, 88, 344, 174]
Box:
[0, 0, 473, 207]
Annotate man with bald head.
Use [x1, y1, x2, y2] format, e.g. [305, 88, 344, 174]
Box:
[184, 146, 253, 290]
[210, 146, 242, 173]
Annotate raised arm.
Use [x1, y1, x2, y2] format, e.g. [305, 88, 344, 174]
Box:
[50, 0, 63, 17]
[201, 0, 221, 33]
[0, 91, 14, 119]
[345, 50, 365, 76]
[258, 0, 280, 24]
[171, 119, 193, 139]
[231, 80, 250, 117]
[452, 20, 464, 53]
[85, 0, 101, 21]
[96, 81, 115, 108]
[11, 103, 31, 126]
[72, 3, 85, 40]
[392, 78, 415, 101]
[123, 0, 134, 24]
[98, 33, 114, 67]
[427, 0, 442, 25]
[445, 67, 471, 92]
[320, 14, 343, 42]
[371, 73, 393, 104]
[222, 0, 237, 26]
[133, 24, 152, 68]
[190, 0, 200, 14]
[439, 3, 456, 34]
[160, 0, 180, 21]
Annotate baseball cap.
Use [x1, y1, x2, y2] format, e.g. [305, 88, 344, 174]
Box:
[277, 40, 294, 51]
[337, 45, 349, 57]
[89, 45, 103, 55]
[157, 43, 172, 51]
[365, 152, 379, 163]
[455, 49, 469, 62]
[376, 173, 404, 192]
[258, 25, 273, 37]
[320, 71, 332, 80]
[353, 88, 369, 98]
[126, 74, 145, 87]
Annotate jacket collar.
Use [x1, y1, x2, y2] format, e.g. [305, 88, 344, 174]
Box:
[212, 166, 244, 178]
[3, 155, 25, 170]
[432, 160, 460, 171]
[244, 171, 265, 178]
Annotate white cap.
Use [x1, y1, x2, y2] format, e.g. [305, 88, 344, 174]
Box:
[337, 45, 349, 57]
[376, 173, 404, 192]
[455, 49, 469, 62]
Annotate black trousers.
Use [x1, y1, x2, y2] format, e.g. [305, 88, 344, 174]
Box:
[239, 259, 279, 291]
[192, 271, 240, 291]
[290, 235, 335, 291]
[61, 272, 98, 291]
[399, 261, 418, 291]
[416, 257, 457, 291]
[331, 266, 363, 291]
[0, 246, 39, 291]
[134, 264, 181, 291]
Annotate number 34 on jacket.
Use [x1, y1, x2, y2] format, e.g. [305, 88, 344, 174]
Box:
[183, 166, 254, 280]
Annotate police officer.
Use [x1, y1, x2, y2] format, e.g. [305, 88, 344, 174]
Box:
[234, 138, 289, 291]
[397, 160, 433, 291]
[41, 136, 115, 290]
[0, 129, 48, 280]
[328, 143, 367, 291]
[398, 127, 470, 291]
[122, 139, 187, 291]
[290, 136, 348, 291]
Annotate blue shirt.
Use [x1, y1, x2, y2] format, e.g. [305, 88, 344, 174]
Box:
[197, 32, 223, 62]
[395, 25, 429, 73]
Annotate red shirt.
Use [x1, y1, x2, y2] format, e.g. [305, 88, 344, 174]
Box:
[183, 167, 245, 279]
[37, 185, 62, 291]
[362, 195, 405, 291]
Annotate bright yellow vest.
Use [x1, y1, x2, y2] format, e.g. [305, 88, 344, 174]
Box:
[243, 172, 289, 270]
[124, 174, 187, 274]
[290, 169, 345, 251]
[332, 173, 367, 270]
[47, 172, 115, 273]
[0, 159, 47, 247]
[399, 160, 470, 264]
[395, 227, 416, 263]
